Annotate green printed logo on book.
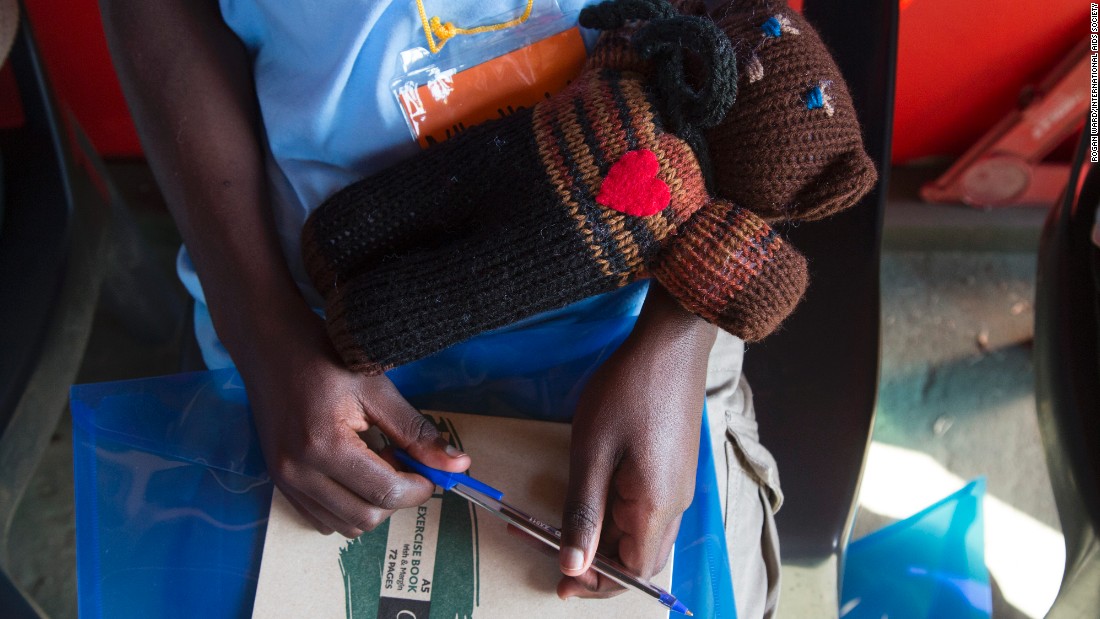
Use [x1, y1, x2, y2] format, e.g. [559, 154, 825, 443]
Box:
[339, 415, 479, 619]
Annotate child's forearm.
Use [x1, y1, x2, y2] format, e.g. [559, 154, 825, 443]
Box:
[100, 0, 314, 368]
[102, 0, 470, 540]
[630, 283, 719, 365]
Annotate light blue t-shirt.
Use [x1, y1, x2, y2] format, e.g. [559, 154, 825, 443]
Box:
[183, 0, 648, 368]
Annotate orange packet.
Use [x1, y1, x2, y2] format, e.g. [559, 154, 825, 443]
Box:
[397, 28, 587, 149]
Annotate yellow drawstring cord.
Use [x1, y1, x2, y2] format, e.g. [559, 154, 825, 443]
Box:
[415, 0, 535, 53]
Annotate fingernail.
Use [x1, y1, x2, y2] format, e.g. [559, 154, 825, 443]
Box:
[561, 546, 584, 572]
[444, 444, 465, 458]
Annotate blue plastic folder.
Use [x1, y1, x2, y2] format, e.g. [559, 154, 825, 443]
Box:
[841, 479, 992, 619]
[71, 308, 736, 618]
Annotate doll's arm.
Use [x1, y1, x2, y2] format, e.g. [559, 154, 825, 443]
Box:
[649, 199, 808, 341]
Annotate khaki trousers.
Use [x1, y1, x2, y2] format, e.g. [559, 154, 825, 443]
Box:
[706, 331, 783, 619]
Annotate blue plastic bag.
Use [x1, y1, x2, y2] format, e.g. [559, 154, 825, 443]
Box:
[71, 370, 272, 619]
[840, 479, 992, 619]
[71, 302, 734, 618]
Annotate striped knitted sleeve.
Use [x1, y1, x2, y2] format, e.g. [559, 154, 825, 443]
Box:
[648, 198, 808, 342]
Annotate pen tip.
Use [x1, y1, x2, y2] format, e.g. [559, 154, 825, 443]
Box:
[685, 612, 693, 616]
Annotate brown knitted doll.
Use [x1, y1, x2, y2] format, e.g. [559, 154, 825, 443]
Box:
[582, 0, 879, 337]
[301, 0, 874, 375]
[586, 0, 878, 223]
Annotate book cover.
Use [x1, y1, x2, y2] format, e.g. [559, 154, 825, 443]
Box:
[252, 411, 672, 618]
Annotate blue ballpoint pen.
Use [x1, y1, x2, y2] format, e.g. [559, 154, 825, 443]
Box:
[394, 448, 693, 616]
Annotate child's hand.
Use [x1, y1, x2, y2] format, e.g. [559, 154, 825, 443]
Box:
[242, 312, 471, 539]
[557, 284, 715, 598]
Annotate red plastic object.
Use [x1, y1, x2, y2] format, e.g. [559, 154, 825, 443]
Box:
[893, 0, 1084, 164]
[19, 0, 140, 156]
[919, 40, 1090, 209]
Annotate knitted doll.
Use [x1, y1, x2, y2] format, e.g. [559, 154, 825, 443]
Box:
[585, 0, 878, 223]
[301, 0, 875, 375]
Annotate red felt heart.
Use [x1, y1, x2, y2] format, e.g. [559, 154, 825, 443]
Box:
[596, 149, 671, 217]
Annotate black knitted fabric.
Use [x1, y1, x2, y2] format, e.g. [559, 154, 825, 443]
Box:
[318, 107, 629, 373]
[300, 115, 533, 294]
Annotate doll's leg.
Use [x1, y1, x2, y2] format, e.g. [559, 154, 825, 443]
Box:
[301, 110, 541, 291]
[321, 219, 642, 375]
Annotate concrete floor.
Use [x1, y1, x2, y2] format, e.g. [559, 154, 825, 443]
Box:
[854, 251, 1060, 619]
[6, 164, 1067, 618]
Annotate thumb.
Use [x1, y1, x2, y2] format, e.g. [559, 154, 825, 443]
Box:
[363, 379, 470, 473]
[559, 446, 615, 577]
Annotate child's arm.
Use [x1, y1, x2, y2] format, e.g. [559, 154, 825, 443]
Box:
[557, 282, 717, 595]
[99, 0, 469, 538]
